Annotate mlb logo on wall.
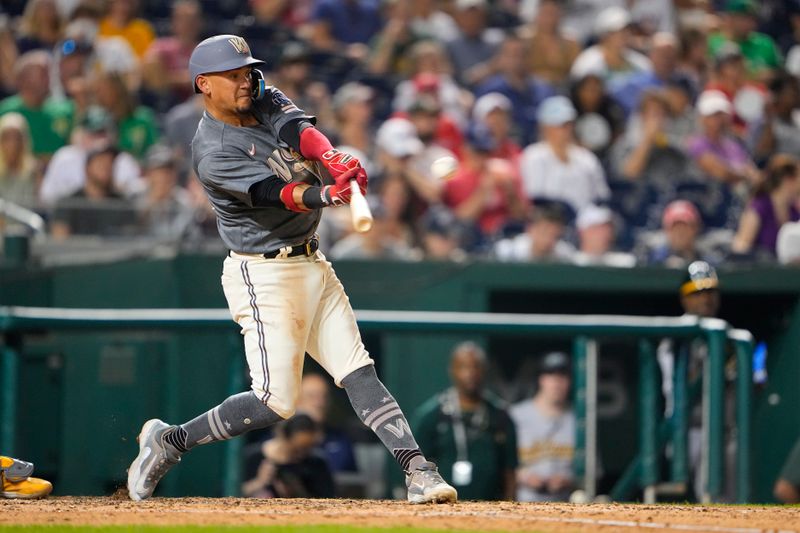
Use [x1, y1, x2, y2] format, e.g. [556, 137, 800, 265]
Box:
[228, 37, 250, 54]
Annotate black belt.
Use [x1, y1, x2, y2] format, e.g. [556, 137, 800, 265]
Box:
[260, 238, 319, 259]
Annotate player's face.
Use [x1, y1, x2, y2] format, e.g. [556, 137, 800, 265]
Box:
[205, 66, 254, 114]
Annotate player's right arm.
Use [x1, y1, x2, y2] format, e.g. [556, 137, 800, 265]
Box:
[197, 151, 360, 212]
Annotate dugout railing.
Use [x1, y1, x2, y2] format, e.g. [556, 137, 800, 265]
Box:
[0, 307, 753, 503]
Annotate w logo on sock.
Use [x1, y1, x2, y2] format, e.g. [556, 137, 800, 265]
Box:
[384, 418, 411, 439]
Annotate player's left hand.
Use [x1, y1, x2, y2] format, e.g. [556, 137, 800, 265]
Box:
[321, 149, 368, 194]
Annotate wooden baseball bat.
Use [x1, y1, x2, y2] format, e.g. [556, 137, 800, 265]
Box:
[349, 180, 373, 232]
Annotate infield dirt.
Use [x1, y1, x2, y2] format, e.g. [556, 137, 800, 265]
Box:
[1, 497, 797, 533]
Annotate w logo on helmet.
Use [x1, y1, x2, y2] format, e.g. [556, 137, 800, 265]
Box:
[228, 37, 250, 55]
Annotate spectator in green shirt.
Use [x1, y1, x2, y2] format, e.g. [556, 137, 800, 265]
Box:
[412, 341, 517, 501]
[707, 0, 782, 79]
[0, 50, 74, 158]
[93, 71, 160, 159]
[774, 437, 800, 503]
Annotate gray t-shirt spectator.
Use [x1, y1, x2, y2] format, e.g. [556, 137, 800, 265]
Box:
[510, 399, 576, 502]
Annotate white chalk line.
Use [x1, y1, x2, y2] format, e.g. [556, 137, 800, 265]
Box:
[158, 507, 798, 533]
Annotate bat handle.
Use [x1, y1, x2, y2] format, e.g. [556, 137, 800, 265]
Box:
[349, 179, 373, 233]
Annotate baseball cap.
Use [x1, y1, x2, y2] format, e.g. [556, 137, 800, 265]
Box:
[472, 92, 512, 123]
[777, 222, 800, 265]
[662, 200, 701, 229]
[332, 82, 373, 111]
[696, 90, 732, 116]
[540, 352, 570, 374]
[680, 261, 719, 296]
[376, 118, 424, 158]
[595, 6, 632, 36]
[577, 205, 613, 230]
[537, 95, 577, 126]
[724, 0, 757, 15]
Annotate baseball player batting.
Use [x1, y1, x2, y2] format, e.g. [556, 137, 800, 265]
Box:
[126, 35, 457, 504]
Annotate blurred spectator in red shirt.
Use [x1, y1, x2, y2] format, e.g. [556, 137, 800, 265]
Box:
[471, 92, 521, 161]
[443, 124, 527, 240]
[403, 94, 465, 160]
[142, 0, 203, 108]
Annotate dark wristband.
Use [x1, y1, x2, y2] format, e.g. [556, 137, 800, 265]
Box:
[301, 185, 331, 209]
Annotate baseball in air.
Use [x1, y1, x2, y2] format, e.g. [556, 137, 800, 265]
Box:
[430, 156, 458, 180]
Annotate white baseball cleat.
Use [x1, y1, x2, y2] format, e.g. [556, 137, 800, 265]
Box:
[405, 461, 458, 504]
[127, 419, 181, 501]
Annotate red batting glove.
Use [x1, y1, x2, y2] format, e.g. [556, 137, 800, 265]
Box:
[321, 167, 361, 206]
[321, 149, 368, 194]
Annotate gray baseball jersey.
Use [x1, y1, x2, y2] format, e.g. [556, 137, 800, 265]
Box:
[192, 87, 321, 253]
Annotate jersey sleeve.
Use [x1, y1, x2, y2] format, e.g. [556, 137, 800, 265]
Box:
[197, 150, 283, 208]
[252, 86, 315, 137]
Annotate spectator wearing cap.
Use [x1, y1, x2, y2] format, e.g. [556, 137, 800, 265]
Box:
[572, 205, 636, 267]
[93, 71, 160, 159]
[443, 125, 528, 244]
[510, 351, 575, 502]
[731, 153, 800, 258]
[393, 40, 472, 129]
[15, 0, 64, 54]
[570, 73, 625, 161]
[375, 117, 441, 206]
[749, 73, 800, 165]
[51, 143, 136, 238]
[705, 42, 766, 134]
[644, 199, 716, 268]
[331, 82, 374, 161]
[611, 32, 687, 117]
[686, 90, 759, 188]
[134, 144, 194, 240]
[0, 113, 38, 210]
[520, 96, 610, 215]
[494, 203, 575, 263]
[402, 93, 465, 160]
[474, 34, 555, 146]
[50, 37, 95, 108]
[611, 89, 691, 189]
[142, 0, 203, 109]
[309, 0, 383, 55]
[707, 0, 782, 79]
[520, 0, 580, 88]
[0, 51, 74, 158]
[472, 93, 521, 160]
[98, 0, 155, 59]
[39, 107, 142, 206]
[445, 0, 504, 87]
[777, 222, 800, 265]
[570, 6, 652, 89]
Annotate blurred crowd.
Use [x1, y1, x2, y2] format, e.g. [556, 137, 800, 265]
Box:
[1, 0, 800, 266]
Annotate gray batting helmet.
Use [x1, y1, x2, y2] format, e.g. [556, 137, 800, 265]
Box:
[189, 35, 266, 93]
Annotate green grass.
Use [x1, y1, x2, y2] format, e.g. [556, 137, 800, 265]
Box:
[1, 527, 489, 533]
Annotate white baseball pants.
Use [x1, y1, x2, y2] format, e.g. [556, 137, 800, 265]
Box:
[221, 250, 374, 419]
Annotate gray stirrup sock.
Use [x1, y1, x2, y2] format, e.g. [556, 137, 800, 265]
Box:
[167, 391, 284, 452]
[342, 365, 426, 474]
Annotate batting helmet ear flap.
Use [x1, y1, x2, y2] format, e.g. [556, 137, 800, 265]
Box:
[251, 69, 266, 101]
